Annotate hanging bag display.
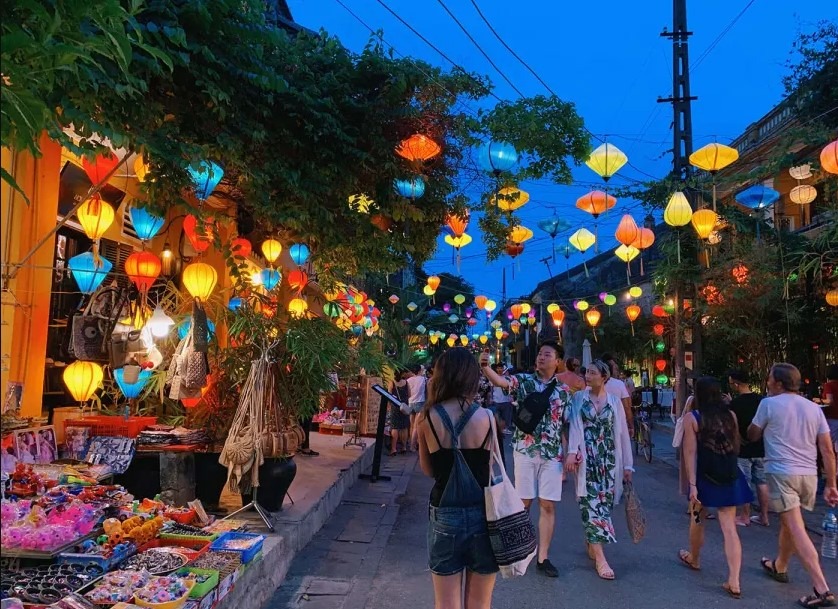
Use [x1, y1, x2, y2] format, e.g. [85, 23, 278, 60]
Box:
[484, 416, 538, 578]
[513, 379, 557, 435]
[109, 330, 144, 369]
[69, 298, 108, 361]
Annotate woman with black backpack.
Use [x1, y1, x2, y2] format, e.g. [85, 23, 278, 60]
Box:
[679, 376, 754, 599]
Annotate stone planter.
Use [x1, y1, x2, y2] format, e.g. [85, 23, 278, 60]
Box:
[242, 457, 297, 512]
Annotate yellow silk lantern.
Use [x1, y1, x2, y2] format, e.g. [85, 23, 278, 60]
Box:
[63, 361, 104, 403]
[484, 300, 497, 313]
[689, 143, 738, 173]
[576, 300, 590, 311]
[546, 303, 559, 313]
[430, 333, 440, 345]
[479, 335, 488, 345]
[120, 305, 152, 329]
[446, 336, 456, 348]
[629, 286, 643, 298]
[134, 156, 150, 183]
[459, 335, 468, 346]
[261, 239, 282, 264]
[423, 285, 436, 297]
[569, 228, 596, 253]
[348, 193, 374, 213]
[615, 245, 639, 262]
[444, 234, 473, 249]
[182, 262, 218, 301]
[585, 143, 628, 181]
[826, 289, 838, 307]
[789, 185, 817, 205]
[77, 195, 115, 240]
[288, 297, 308, 318]
[692, 209, 718, 240]
[494, 329, 503, 340]
[454, 294, 466, 305]
[520, 303, 531, 315]
[510, 321, 521, 335]
[615, 215, 639, 247]
[820, 139, 838, 175]
[492, 187, 530, 212]
[586, 309, 601, 326]
[664, 192, 693, 227]
[508, 225, 533, 244]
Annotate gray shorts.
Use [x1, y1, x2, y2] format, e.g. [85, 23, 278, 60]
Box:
[765, 473, 817, 513]
[737, 457, 766, 489]
[409, 401, 425, 414]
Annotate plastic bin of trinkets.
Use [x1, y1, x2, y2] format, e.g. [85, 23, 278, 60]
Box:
[135, 539, 210, 563]
[172, 569, 217, 599]
[159, 524, 218, 544]
[59, 541, 137, 572]
[1, 564, 102, 605]
[208, 533, 264, 564]
[132, 577, 194, 609]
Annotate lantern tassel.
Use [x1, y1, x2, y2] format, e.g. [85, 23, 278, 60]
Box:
[640, 254, 645, 276]
[456, 249, 461, 274]
[677, 237, 682, 264]
[626, 261, 631, 285]
[630, 322, 635, 337]
[583, 259, 589, 278]
[552, 238, 556, 263]
[705, 246, 711, 269]
[712, 181, 717, 212]
[92, 241, 102, 269]
[594, 223, 599, 254]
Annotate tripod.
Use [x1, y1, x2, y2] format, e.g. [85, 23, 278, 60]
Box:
[222, 487, 274, 532]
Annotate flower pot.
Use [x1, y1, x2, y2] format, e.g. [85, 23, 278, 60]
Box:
[194, 452, 228, 509]
[242, 457, 297, 512]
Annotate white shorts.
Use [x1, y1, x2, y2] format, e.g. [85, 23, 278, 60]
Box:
[513, 452, 563, 502]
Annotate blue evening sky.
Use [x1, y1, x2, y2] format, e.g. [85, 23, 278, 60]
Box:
[288, 0, 837, 303]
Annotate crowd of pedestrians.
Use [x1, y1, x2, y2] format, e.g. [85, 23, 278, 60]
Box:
[410, 345, 837, 609]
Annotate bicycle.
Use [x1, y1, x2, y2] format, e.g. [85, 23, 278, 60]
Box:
[633, 402, 654, 463]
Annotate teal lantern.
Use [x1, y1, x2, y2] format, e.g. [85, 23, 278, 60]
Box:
[129, 207, 165, 241]
[655, 374, 669, 385]
[654, 341, 666, 353]
[350, 325, 363, 337]
[393, 178, 426, 200]
[477, 141, 518, 175]
[289, 243, 310, 266]
[114, 368, 152, 399]
[188, 160, 224, 201]
[69, 252, 112, 294]
[228, 297, 244, 311]
[260, 268, 281, 290]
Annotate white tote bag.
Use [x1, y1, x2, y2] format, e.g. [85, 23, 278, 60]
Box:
[484, 416, 537, 578]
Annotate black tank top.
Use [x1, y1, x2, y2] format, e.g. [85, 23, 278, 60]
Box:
[427, 410, 492, 507]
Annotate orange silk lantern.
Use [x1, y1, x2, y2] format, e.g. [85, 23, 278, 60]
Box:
[287, 269, 308, 293]
[183, 215, 213, 253]
[231, 237, 252, 258]
[427, 275, 441, 291]
[370, 214, 393, 231]
[551, 308, 565, 326]
[575, 191, 616, 219]
[396, 134, 441, 162]
[474, 295, 488, 310]
[585, 309, 601, 342]
[82, 152, 120, 186]
[615, 215, 639, 247]
[446, 212, 469, 238]
[510, 304, 523, 319]
[124, 251, 162, 292]
[626, 303, 641, 336]
[820, 139, 838, 175]
[630, 227, 655, 275]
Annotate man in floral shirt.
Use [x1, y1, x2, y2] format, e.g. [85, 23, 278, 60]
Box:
[480, 340, 571, 578]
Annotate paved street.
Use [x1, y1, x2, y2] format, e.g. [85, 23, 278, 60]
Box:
[267, 429, 835, 609]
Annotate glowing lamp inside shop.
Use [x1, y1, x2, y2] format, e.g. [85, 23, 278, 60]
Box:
[68, 252, 112, 294]
[63, 361, 104, 403]
[182, 262, 218, 301]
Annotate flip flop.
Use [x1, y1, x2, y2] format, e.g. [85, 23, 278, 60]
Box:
[723, 583, 742, 599]
[678, 549, 700, 571]
[760, 557, 789, 583]
[750, 515, 769, 526]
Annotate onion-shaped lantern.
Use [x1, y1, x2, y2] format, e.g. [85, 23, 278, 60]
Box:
[394, 178, 426, 200]
[477, 141, 518, 175]
[288, 269, 308, 293]
[820, 139, 838, 175]
[231, 237, 252, 258]
[63, 361, 104, 404]
[182, 262, 218, 301]
[77, 195, 115, 241]
[124, 251, 162, 293]
[261, 238, 282, 264]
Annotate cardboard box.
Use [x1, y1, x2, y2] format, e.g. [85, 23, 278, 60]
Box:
[184, 588, 217, 609]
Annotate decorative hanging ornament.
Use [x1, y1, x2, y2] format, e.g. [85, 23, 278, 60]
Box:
[569, 228, 596, 277]
[444, 233, 472, 272]
[789, 185, 817, 205]
[133, 155, 150, 183]
[820, 139, 838, 175]
[664, 192, 693, 263]
[625, 304, 641, 336]
[124, 251, 162, 293]
[484, 300, 497, 313]
[692, 208, 718, 268]
[81, 152, 120, 187]
[182, 262, 217, 301]
[288, 269, 308, 293]
[348, 193, 374, 214]
[388, 294, 400, 305]
[615, 215, 639, 247]
[427, 275, 441, 291]
[445, 211, 469, 238]
[129, 207, 164, 241]
[114, 368, 152, 400]
[789, 164, 813, 180]
[615, 245, 640, 284]
[183, 214, 214, 253]
[407, 301, 418, 312]
[77, 195, 115, 241]
[68, 252, 112, 294]
[288, 243, 310, 266]
[576, 191, 616, 253]
[585, 309, 601, 342]
[537, 211, 569, 262]
[394, 177, 426, 200]
[492, 186, 529, 212]
[260, 268, 281, 290]
[395, 134, 441, 162]
[689, 143, 739, 211]
[288, 298, 308, 318]
[630, 227, 655, 275]
[735, 184, 780, 209]
[261, 238, 282, 264]
[826, 289, 838, 307]
[474, 295, 488, 310]
[477, 141, 518, 175]
[586, 143, 628, 182]
[63, 361, 104, 403]
[188, 160, 224, 202]
[231, 237, 252, 258]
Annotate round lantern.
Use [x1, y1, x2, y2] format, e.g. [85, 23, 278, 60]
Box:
[585, 309, 601, 327]
[509, 304, 522, 319]
[653, 323, 665, 336]
[77, 195, 115, 240]
[655, 359, 667, 372]
[654, 341, 666, 353]
[604, 294, 617, 306]
[183, 215, 213, 253]
[287, 269, 308, 293]
[474, 295, 488, 310]
[188, 160, 224, 201]
[182, 262, 218, 301]
[629, 286, 643, 298]
[289, 243, 310, 266]
[551, 308, 565, 325]
[576, 300, 590, 311]
[124, 251, 162, 292]
[288, 298, 308, 318]
[826, 289, 838, 307]
[478, 141, 518, 174]
[129, 207, 164, 241]
[427, 275, 441, 291]
[260, 268, 281, 290]
[789, 185, 817, 205]
[484, 300, 497, 313]
[692, 209, 718, 241]
[68, 252, 112, 294]
[575, 191, 616, 218]
[395, 134, 441, 162]
[505, 242, 524, 258]
[63, 361, 104, 403]
[261, 239, 282, 264]
[393, 178, 426, 200]
[585, 143, 628, 181]
[546, 303, 559, 313]
[625, 304, 641, 322]
[231, 237, 252, 258]
[664, 192, 692, 227]
[820, 139, 838, 175]
[631, 228, 655, 250]
[454, 294, 466, 305]
[652, 305, 668, 318]
[492, 187, 530, 212]
[655, 374, 669, 385]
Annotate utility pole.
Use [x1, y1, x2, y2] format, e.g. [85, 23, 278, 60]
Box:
[658, 0, 699, 415]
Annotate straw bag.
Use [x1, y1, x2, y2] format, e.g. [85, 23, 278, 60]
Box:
[623, 481, 647, 543]
[70, 298, 108, 361]
[484, 416, 537, 578]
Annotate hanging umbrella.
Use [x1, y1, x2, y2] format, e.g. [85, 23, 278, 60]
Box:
[537, 211, 569, 262]
[735, 185, 779, 241]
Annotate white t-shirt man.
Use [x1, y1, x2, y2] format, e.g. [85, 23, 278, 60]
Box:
[406, 374, 426, 406]
[605, 377, 630, 401]
[751, 393, 830, 475]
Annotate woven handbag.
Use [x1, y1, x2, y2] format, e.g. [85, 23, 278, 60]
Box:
[70, 298, 108, 361]
[623, 481, 647, 543]
[484, 416, 537, 578]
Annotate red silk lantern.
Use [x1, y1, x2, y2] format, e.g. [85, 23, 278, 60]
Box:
[82, 152, 120, 186]
[506, 242, 524, 258]
[287, 269, 308, 293]
[231, 237, 252, 258]
[124, 251, 162, 292]
[183, 215, 213, 253]
[655, 359, 667, 372]
[653, 323, 665, 336]
[652, 305, 668, 317]
[467, 318, 478, 327]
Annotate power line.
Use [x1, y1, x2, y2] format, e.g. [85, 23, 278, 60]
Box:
[691, 0, 757, 72]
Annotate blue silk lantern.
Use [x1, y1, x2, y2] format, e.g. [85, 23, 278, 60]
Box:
[289, 243, 310, 266]
[68, 252, 112, 294]
[537, 212, 570, 262]
[114, 368, 152, 399]
[477, 141, 518, 174]
[735, 184, 780, 209]
[129, 207, 165, 241]
[393, 178, 426, 200]
[350, 325, 363, 337]
[188, 160, 224, 201]
[178, 317, 216, 340]
[228, 297, 244, 311]
[260, 268, 281, 290]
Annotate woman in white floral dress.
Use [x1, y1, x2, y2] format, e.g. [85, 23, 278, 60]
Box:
[565, 360, 634, 580]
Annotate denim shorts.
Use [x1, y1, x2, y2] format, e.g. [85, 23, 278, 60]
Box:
[428, 504, 499, 576]
[737, 457, 766, 487]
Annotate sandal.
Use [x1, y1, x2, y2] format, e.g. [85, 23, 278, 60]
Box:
[750, 515, 769, 527]
[722, 583, 742, 599]
[299, 448, 319, 456]
[798, 588, 836, 608]
[678, 549, 700, 571]
[760, 557, 789, 583]
[595, 560, 614, 580]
